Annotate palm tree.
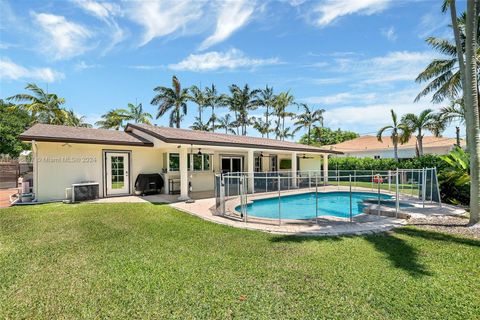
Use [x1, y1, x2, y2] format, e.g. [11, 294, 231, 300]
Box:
[227, 84, 260, 135]
[273, 91, 295, 140]
[216, 114, 236, 134]
[402, 109, 439, 156]
[462, 0, 480, 225]
[294, 103, 324, 145]
[377, 109, 411, 162]
[252, 117, 270, 138]
[7, 83, 66, 125]
[258, 86, 275, 138]
[204, 84, 225, 132]
[276, 126, 295, 141]
[151, 75, 189, 128]
[126, 102, 152, 124]
[439, 98, 466, 125]
[190, 118, 210, 131]
[64, 109, 92, 128]
[415, 10, 480, 104]
[95, 109, 129, 130]
[189, 85, 207, 129]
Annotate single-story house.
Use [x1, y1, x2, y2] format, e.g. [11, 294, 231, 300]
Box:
[19, 123, 341, 202]
[325, 135, 462, 159]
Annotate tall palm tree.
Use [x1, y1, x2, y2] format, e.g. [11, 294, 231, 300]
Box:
[204, 84, 225, 132]
[415, 10, 480, 104]
[439, 98, 466, 125]
[252, 117, 270, 138]
[95, 109, 129, 130]
[377, 109, 411, 162]
[64, 109, 92, 128]
[216, 114, 236, 134]
[294, 103, 324, 145]
[151, 75, 189, 128]
[258, 86, 275, 138]
[189, 85, 207, 128]
[462, 0, 480, 225]
[402, 109, 439, 156]
[276, 126, 295, 141]
[273, 91, 295, 140]
[228, 84, 260, 135]
[190, 118, 210, 131]
[7, 83, 66, 125]
[126, 103, 152, 124]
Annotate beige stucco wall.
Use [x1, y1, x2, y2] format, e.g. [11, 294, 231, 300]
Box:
[34, 142, 163, 202]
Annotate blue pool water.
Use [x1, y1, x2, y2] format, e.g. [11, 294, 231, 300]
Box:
[237, 192, 392, 220]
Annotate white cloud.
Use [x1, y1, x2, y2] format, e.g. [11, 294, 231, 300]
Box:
[128, 65, 164, 70]
[74, 61, 100, 71]
[199, 0, 256, 50]
[126, 0, 204, 46]
[73, 0, 124, 52]
[302, 92, 377, 105]
[0, 57, 64, 82]
[381, 26, 397, 41]
[313, 0, 390, 27]
[417, 12, 450, 39]
[32, 12, 92, 60]
[168, 48, 279, 71]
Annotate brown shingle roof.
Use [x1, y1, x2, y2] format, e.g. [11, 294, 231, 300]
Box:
[324, 135, 461, 152]
[126, 123, 341, 154]
[19, 124, 153, 147]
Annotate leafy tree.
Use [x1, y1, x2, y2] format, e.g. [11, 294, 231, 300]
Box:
[151, 75, 189, 128]
[446, 0, 480, 225]
[251, 117, 270, 138]
[402, 109, 439, 156]
[204, 84, 225, 132]
[227, 84, 260, 135]
[415, 11, 480, 103]
[299, 127, 359, 146]
[257, 86, 275, 138]
[216, 114, 236, 134]
[7, 83, 67, 125]
[377, 109, 411, 162]
[189, 85, 208, 130]
[439, 98, 466, 125]
[273, 91, 295, 140]
[126, 102, 152, 124]
[438, 146, 470, 205]
[293, 103, 324, 144]
[0, 100, 31, 157]
[95, 109, 129, 130]
[63, 109, 92, 128]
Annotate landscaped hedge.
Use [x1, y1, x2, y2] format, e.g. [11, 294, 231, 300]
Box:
[329, 155, 446, 171]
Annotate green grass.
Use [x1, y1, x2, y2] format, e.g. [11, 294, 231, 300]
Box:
[1, 203, 479, 319]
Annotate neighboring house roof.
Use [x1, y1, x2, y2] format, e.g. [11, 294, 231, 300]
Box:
[324, 135, 461, 153]
[19, 124, 154, 147]
[125, 123, 341, 154]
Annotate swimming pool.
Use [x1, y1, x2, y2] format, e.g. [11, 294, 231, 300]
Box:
[236, 191, 392, 220]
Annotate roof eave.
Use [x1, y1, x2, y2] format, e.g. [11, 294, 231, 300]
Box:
[18, 134, 154, 147]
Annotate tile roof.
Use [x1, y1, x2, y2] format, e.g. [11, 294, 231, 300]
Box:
[324, 135, 461, 153]
[19, 124, 153, 147]
[126, 123, 341, 154]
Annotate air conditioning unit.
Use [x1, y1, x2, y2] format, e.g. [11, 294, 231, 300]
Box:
[66, 182, 99, 202]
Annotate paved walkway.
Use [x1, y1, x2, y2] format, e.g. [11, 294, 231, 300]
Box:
[0, 188, 18, 208]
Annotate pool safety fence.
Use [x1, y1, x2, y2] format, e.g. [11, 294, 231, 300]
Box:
[214, 168, 441, 226]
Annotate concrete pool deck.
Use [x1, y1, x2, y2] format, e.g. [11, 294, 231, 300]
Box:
[90, 186, 466, 236]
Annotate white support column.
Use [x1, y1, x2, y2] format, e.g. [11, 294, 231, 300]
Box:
[291, 152, 298, 188]
[247, 149, 255, 193]
[178, 147, 190, 200]
[323, 153, 329, 184]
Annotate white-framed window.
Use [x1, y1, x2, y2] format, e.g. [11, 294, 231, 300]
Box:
[254, 156, 262, 172]
[168, 153, 211, 172]
[168, 153, 180, 171]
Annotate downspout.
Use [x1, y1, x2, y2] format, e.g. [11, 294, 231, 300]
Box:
[32, 140, 38, 202]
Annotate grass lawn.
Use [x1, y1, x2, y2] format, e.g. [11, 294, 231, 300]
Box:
[1, 203, 479, 319]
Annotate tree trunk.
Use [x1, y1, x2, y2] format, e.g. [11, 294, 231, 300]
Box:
[307, 125, 311, 145]
[417, 131, 423, 156]
[464, 0, 480, 225]
[394, 141, 399, 162]
[266, 106, 269, 139]
[211, 106, 215, 132]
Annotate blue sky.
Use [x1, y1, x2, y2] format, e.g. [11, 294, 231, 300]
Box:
[0, 0, 465, 139]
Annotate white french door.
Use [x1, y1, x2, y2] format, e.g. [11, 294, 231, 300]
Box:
[105, 152, 130, 196]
